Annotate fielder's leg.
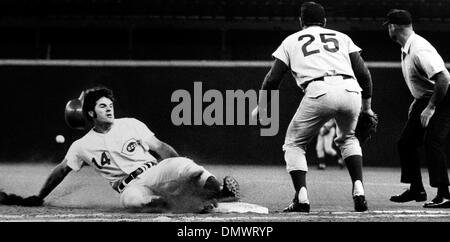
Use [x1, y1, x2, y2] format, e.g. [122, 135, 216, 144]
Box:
[316, 133, 327, 170]
[282, 88, 332, 212]
[283, 147, 310, 213]
[323, 127, 338, 157]
[334, 91, 368, 212]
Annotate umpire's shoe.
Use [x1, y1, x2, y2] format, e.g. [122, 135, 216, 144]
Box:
[220, 176, 240, 202]
[283, 200, 310, 213]
[390, 189, 427, 203]
[353, 195, 368, 212]
[423, 195, 450, 208]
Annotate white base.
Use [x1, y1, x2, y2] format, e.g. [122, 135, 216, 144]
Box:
[212, 202, 269, 214]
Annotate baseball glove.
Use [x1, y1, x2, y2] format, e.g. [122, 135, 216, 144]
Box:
[0, 191, 43, 207]
[355, 111, 378, 144]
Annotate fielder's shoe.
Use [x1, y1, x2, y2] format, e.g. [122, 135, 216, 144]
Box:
[423, 195, 450, 208]
[390, 189, 427, 203]
[317, 163, 326, 170]
[283, 200, 310, 213]
[337, 158, 345, 169]
[353, 195, 368, 212]
[220, 176, 240, 202]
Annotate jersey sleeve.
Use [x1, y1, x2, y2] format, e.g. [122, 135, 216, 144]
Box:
[65, 141, 84, 171]
[414, 49, 446, 79]
[346, 35, 362, 54]
[272, 39, 290, 67]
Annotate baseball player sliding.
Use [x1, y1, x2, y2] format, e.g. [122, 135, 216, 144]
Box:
[0, 86, 239, 212]
[252, 2, 374, 212]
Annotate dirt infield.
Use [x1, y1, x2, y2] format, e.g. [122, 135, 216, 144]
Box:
[0, 163, 449, 222]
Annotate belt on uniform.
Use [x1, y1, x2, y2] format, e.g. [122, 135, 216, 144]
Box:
[301, 74, 353, 90]
[116, 163, 153, 193]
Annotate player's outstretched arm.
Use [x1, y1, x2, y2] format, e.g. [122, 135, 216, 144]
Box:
[252, 58, 288, 119]
[36, 159, 73, 201]
[0, 159, 73, 206]
[146, 136, 179, 160]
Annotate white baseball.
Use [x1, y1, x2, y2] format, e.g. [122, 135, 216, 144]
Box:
[56, 135, 65, 144]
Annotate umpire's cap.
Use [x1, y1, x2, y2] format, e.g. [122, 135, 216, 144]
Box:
[300, 2, 326, 26]
[383, 9, 412, 26]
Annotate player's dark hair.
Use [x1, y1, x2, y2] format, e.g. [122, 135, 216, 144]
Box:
[82, 86, 115, 122]
[300, 1, 326, 27]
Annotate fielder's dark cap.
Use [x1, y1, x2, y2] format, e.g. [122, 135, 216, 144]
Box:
[301, 1, 326, 26]
[383, 9, 412, 26]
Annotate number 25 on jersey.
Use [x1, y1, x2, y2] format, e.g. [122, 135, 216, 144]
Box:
[298, 33, 339, 57]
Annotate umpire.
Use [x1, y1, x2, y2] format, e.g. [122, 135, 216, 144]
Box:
[385, 9, 450, 208]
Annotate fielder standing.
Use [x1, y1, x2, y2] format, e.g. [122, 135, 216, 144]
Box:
[385, 9, 450, 208]
[252, 2, 374, 212]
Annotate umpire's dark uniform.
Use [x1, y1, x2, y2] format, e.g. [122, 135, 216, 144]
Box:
[397, 32, 450, 193]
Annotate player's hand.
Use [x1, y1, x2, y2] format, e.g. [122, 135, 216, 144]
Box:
[251, 106, 267, 122]
[78, 90, 85, 101]
[22, 195, 44, 207]
[251, 106, 259, 121]
[361, 108, 375, 117]
[420, 105, 435, 128]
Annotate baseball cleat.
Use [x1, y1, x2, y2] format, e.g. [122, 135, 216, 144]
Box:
[283, 201, 310, 213]
[353, 195, 368, 212]
[390, 189, 427, 203]
[423, 196, 450, 208]
[220, 176, 240, 202]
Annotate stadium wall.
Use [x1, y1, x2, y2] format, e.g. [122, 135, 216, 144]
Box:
[0, 63, 447, 167]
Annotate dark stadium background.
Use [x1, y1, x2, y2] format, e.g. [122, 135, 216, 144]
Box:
[0, 0, 449, 167]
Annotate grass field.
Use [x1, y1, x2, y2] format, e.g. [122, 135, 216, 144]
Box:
[0, 162, 449, 222]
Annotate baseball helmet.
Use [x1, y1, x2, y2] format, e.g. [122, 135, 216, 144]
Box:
[64, 93, 87, 130]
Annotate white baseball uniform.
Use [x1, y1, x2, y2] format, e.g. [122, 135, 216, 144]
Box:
[65, 118, 214, 208]
[274, 26, 363, 171]
[273, 26, 361, 90]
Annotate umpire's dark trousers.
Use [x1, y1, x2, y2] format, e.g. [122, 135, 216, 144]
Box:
[398, 91, 450, 187]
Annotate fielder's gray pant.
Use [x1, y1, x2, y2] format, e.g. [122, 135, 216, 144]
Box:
[283, 77, 362, 172]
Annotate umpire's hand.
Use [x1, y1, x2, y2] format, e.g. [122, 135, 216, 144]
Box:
[420, 105, 435, 128]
